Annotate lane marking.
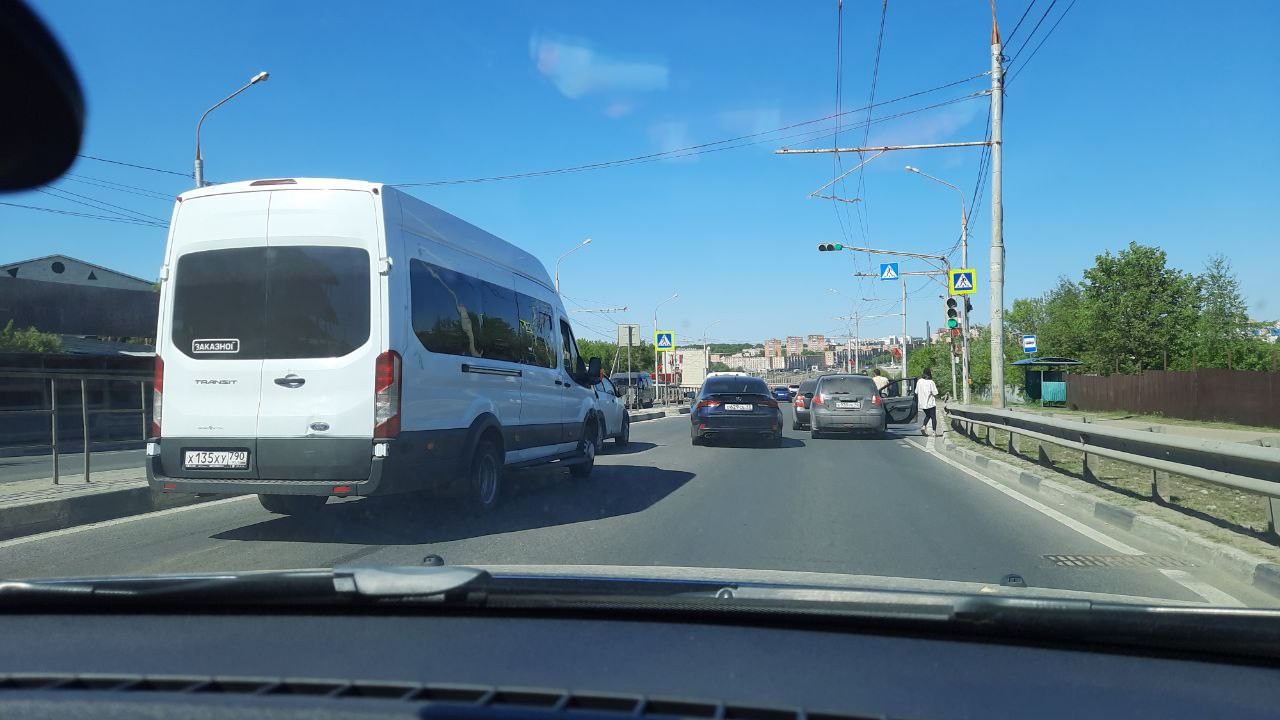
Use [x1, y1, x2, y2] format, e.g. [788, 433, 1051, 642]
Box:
[0, 495, 256, 550]
[1158, 569, 1244, 607]
[901, 437, 1140, 554]
[903, 437, 1244, 606]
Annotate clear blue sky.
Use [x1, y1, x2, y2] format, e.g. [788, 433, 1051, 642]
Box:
[6, 1, 1278, 345]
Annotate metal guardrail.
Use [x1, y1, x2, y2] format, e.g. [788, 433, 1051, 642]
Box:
[0, 371, 151, 485]
[946, 404, 1280, 540]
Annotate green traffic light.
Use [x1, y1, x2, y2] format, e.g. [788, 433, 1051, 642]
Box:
[947, 319, 958, 329]
[833, 244, 843, 251]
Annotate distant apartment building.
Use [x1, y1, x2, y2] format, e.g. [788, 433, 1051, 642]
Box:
[824, 350, 836, 367]
[806, 334, 827, 352]
[785, 336, 804, 356]
[731, 356, 769, 374]
[764, 339, 783, 358]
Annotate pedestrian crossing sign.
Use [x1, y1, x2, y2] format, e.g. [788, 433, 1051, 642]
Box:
[879, 263, 899, 280]
[948, 268, 977, 295]
[654, 331, 675, 350]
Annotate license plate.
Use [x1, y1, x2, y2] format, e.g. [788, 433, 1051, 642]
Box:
[183, 450, 249, 470]
[725, 403, 753, 411]
[837, 401, 862, 409]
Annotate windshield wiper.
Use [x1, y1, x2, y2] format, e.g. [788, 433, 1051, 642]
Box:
[0, 566, 493, 608]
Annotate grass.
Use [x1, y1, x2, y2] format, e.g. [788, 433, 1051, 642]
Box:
[948, 422, 1280, 562]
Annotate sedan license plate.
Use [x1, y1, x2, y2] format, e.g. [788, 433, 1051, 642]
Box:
[725, 403, 754, 411]
[183, 450, 249, 470]
[837, 401, 862, 409]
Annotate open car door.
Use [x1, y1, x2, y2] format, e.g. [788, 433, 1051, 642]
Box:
[880, 378, 918, 424]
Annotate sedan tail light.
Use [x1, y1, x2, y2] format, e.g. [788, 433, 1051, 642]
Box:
[811, 394, 824, 407]
[695, 400, 722, 411]
[871, 394, 882, 406]
[759, 398, 779, 408]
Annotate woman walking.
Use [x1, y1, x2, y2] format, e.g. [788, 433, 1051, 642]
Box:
[916, 368, 940, 436]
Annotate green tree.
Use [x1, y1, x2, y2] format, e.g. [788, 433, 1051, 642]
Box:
[709, 361, 732, 372]
[1082, 242, 1198, 374]
[1193, 254, 1252, 369]
[0, 321, 62, 353]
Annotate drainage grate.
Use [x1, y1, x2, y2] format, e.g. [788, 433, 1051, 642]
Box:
[1043, 554, 1196, 568]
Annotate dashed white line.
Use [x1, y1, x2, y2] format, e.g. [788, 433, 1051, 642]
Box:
[903, 437, 1245, 607]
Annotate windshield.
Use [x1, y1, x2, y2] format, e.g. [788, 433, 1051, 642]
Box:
[1, 0, 1276, 621]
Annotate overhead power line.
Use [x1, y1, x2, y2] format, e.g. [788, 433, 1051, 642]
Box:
[1004, 0, 1038, 47]
[75, 153, 192, 179]
[62, 173, 174, 201]
[1006, 0, 1078, 86]
[1007, 0, 1057, 63]
[0, 201, 167, 228]
[38, 186, 169, 224]
[390, 73, 988, 188]
[852, 0, 890, 246]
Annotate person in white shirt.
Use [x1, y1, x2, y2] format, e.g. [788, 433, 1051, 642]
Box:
[915, 368, 940, 436]
[871, 368, 890, 393]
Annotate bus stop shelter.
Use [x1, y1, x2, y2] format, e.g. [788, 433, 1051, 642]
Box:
[1012, 357, 1082, 403]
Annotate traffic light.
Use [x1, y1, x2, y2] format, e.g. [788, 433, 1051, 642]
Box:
[817, 243, 844, 252]
[946, 297, 959, 329]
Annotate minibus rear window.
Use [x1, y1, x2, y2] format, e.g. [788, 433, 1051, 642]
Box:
[171, 246, 370, 359]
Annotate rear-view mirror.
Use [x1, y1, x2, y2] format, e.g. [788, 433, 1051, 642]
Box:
[587, 357, 601, 380]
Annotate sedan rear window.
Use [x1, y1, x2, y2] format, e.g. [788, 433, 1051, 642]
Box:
[704, 378, 769, 395]
[818, 376, 877, 395]
[171, 246, 370, 360]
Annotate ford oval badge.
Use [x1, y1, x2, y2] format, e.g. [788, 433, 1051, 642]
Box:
[309, 422, 330, 432]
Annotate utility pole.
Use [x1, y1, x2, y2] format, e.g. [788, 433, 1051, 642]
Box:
[900, 278, 908, 382]
[989, 9, 1007, 408]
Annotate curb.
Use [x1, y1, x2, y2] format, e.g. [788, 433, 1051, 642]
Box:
[629, 407, 690, 422]
[0, 485, 226, 542]
[937, 437, 1280, 601]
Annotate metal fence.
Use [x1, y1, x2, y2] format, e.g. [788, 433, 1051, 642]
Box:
[946, 404, 1280, 541]
[1067, 369, 1280, 428]
[0, 371, 151, 484]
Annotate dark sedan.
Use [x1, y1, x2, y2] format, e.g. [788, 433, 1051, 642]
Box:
[770, 386, 792, 402]
[691, 376, 784, 447]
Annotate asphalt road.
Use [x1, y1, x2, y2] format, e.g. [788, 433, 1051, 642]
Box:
[0, 413, 1270, 606]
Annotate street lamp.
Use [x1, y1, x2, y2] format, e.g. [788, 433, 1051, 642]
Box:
[194, 71, 270, 188]
[905, 164, 972, 403]
[653, 293, 678, 398]
[554, 237, 592, 292]
[702, 319, 721, 379]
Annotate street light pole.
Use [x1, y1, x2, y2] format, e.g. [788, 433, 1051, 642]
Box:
[554, 238, 592, 292]
[905, 164, 971, 403]
[194, 71, 269, 188]
[702, 320, 721, 384]
[653, 292, 678, 401]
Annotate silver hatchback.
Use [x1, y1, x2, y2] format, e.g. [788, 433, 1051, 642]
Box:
[809, 374, 887, 439]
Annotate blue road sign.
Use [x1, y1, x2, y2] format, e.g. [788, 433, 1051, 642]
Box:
[1022, 334, 1037, 353]
[654, 331, 674, 351]
[879, 262, 899, 281]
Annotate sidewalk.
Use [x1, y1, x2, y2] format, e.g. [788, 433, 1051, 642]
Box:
[0, 463, 220, 542]
[1003, 407, 1280, 447]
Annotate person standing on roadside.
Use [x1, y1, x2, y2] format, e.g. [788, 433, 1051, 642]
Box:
[916, 368, 940, 436]
[871, 368, 890, 393]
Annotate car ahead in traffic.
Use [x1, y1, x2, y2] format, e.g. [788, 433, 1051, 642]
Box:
[592, 375, 630, 447]
[609, 372, 655, 408]
[787, 383, 800, 398]
[790, 377, 820, 430]
[770, 385, 791, 402]
[809, 374, 919, 439]
[690, 375, 783, 447]
[147, 178, 606, 516]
